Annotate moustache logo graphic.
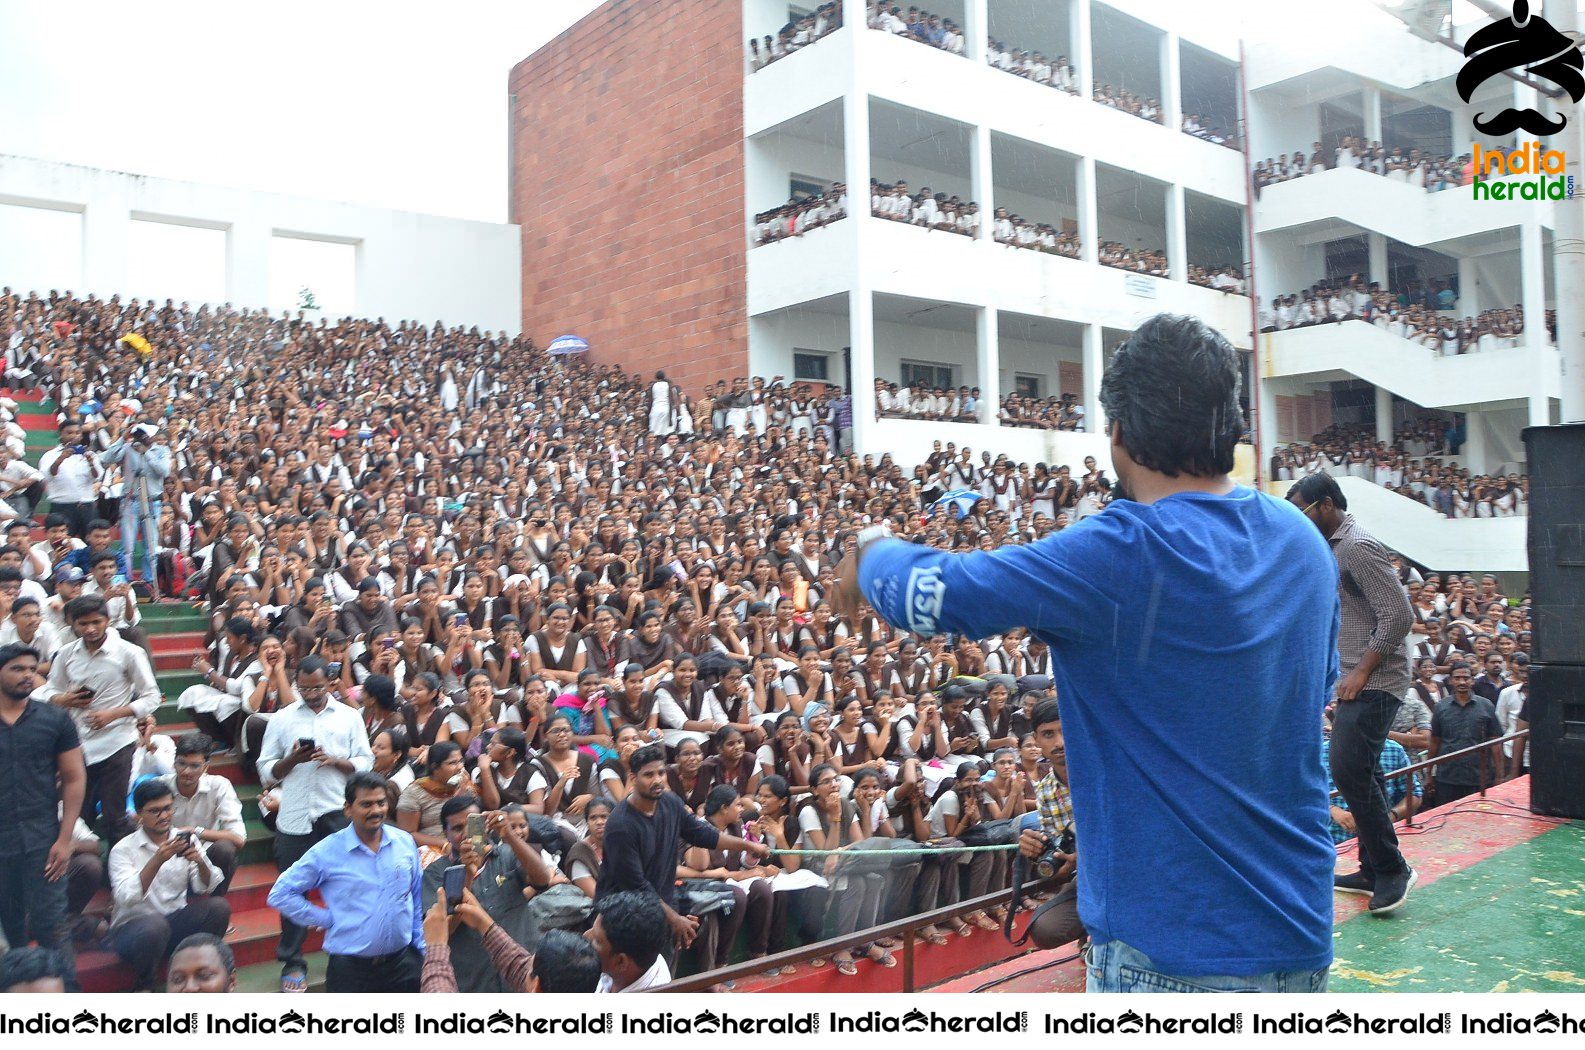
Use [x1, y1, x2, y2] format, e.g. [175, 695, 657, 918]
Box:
[1457, 0, 1584, 136]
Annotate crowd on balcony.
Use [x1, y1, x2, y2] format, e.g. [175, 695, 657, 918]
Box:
[1259, 275, 1556, 353]
[1187, 264, 1247, 295]
[1092, 83, 1162, 124]
[1097, 241, 1169, 278]
[0, 284, 1141, 992]
[1253, 136, 1471, 195]
[868, 2, 965, 54]
[752, 183, 849, 246]
[869, 179, 979, 237]
[875, 379, 981, 423]
[992, 210, 1082, 258]
[748, 3, 844, 71]
[1181, 113, 1239, 151]
[1275, 423, 1528, 520]
[998, 393, 1088, 433]
[985, 42, 1078, 94]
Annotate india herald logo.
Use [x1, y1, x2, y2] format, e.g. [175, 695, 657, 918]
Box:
[1457, 0, 1583, 135]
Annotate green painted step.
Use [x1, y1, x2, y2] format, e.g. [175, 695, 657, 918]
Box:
[157, 670, 205, 695]
[153, 701, 189, 726]
[233, 952, 327, 993]
[141, 603, 209, 629]
[240, 818, 276, 866]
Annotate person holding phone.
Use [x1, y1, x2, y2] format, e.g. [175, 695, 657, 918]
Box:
[38, 422, 102, 540]
[257, 655, 374, 992]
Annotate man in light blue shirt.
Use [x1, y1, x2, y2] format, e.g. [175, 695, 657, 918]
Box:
[834, 314, 1340, 993]
[268, 771, 425, 992]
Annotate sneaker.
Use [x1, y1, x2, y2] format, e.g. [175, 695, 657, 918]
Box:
[1334, 869, 1375, 895]
[1368, 868, 1418, 915]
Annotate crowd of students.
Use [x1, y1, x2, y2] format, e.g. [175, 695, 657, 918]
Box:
[998, 393, 1089, 433]
[1274, 423, 1528, 520]
[1254, 136, 1472, 195]
[985, 42, 1077, 93]
[1097, 241, 1169, 278]
[0, 285, 1117, 992]
[752, 184, 849, 246]
[869, 180, 979, 237]
[868, 2, 965, 55]
[1259, 276, 1554, 354]
[1187, 264, 1247, 294]
[748, 2, 844, 71]
[1092, 82, 1162, 124]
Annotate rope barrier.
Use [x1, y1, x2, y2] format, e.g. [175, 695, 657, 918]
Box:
[767, 843, 1020, 856]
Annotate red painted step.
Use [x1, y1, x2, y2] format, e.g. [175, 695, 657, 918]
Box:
[75, 908, 322, 991]
[155, 649, 207, 673]
[150, 631, 207, 653]
[17, 412, 56, 429]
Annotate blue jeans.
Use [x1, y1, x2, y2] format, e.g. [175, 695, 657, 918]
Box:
[120, 497, 160, 594]
[1085, 938, 1329, 993]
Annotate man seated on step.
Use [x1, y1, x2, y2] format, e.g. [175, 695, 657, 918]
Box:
[104, 779, 230, 991]
[0, 597, 61, 670]
[159, 733, 247, 898]
[3, 521, 50, 588]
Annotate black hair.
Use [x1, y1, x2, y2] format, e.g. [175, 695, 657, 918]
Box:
[362, 673, 401, 712]
[703, 783, 740, 817]
[1099, 313, 1242, 477]
[344, 770, 391, 803]
[583, 796, 614, 821]
[133, 778, 175, 811]
[427, 740, 462, 775]
[225, 616, 259, 645]
[439, 793, 482, 825]
[175, 732, 214, 760]
[0, 946, 75, 991]
[297, 654, 329, 678]
[494, 726, 528, 761]
[629, 742, 667, 775]
[532, 929, 602, 992]
[0, 643, 39, 670]
[374, 725, 410, 763]
[1031, 699, 1061, 731]
[1285, 472, 1347, 511]
[64, 594, 108, 622]
[170, 932, 235, 976]
[594, 891, 670, 971]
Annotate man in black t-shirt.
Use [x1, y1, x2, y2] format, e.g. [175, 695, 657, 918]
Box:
[597, 745, 767, 948]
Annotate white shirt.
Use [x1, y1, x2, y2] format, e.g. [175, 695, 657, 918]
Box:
[159, 772, 248, 841]
[0, 618, 63, 660]
[596, 953, 671, 993]
[257, 698, 375, 834]
[38, 446, 101, 504]
[1496, 683, 1526, 758]
[41, 633, 162, 765]
[108, 827, 224, 929]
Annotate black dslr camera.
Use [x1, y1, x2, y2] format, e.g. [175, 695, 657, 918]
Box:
[1033, 826, 1076, 880]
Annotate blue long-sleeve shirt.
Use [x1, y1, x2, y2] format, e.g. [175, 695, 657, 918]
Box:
[268, 823, 426, 958]
[859, 486, 1341, 976]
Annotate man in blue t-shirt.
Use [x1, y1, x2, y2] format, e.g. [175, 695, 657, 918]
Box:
[833, 314, 1340, 992]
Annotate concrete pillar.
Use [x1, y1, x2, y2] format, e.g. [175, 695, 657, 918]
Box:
[80, 202, 131, 299]
[1162, 31, 1182, 133]
[226, 219, 272, 310]
[1549, 0, 1585, 421]
[1363, 84, 1382, 143]
[1166, 182, 1187, 282]
[1375, 385, 1393, 445]
[1077, 156, 1099, 265]
[1456, 256, 1479, 317]
[1463, 409, 1488, 474]
[1367, 233, 1389, 290]
[849, 288, 877, 454]
[1082, 323, 1106, 435]
[962, 0, 987, 63]
[970, 123, 994, 242]
[1519, 221, 1547, 351]
[1073, 0, 1094, 100]
[976, 306, 1001, 424]
[844, 70, 876, 454]
[1256, 372, 1279, 483]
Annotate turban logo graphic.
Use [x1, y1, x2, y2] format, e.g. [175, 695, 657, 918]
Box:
[1457, 0, 1584, 135]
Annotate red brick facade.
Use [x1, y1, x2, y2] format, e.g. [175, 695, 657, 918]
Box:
[509, 0, 747, 390]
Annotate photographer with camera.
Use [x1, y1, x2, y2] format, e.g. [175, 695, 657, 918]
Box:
[1012, 699, 1086, 949]
[105, 779, 229, 992]
[101, 421, 171, 599]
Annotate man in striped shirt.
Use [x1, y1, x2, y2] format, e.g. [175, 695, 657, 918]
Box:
[1288, 473, 1417, 915]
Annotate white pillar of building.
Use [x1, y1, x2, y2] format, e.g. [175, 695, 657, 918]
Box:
[226, 219, 272, 309]
[80, 202, 131, 298]
[1162, 31, 1182, 133]
[1375, 385, 1393, 445]
[1073, 0, 1094, 100]
[970, 123, 995, 242]
[1256, 375, 1279, 482]
[1549, 0, 1585, 421]
[1082, 323, 1106, 435]
[977, 306, 1001, 424]
[843, 49, 876, 454]
[1463, 409, 1488, 474]
[1456, 256, 1479, 315]
[1367, 233, 1389, 289]
[1077, 156, 1099, 265]
[963, 0, 987, 63]
[1519, 220, 1547, 353]
[1363, 84, 1382, 143]
[1166, 182, 1187, 282]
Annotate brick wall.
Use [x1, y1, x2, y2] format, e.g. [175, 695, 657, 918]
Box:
[509, 0, 747, 391]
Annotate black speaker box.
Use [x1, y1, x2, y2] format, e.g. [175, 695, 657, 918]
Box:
[1523, 424, 1585, 665]
[1527, 663, 1585, 820]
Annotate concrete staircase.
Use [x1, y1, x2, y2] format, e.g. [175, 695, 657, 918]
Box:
[7, 390, 325, 992]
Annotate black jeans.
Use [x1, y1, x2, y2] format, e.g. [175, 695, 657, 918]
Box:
[105, 897, 231, 991]
[52, 500, 97, 539]
[324, 944, 422, 992]
[0, 847, 78, 989]
[1330, 689, 1409, 881]
[84, 742, 137, 844]
[273, 810, 349, 973]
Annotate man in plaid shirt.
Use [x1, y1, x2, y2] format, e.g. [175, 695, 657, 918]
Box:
[1321, 731, 1421, 844]
[1016, 699, 1083, 949]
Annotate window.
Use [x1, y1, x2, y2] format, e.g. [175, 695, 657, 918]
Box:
[900, 360, 954, 390]
[793, 350, 831, 382]
[790, 175, 827, 200]
[1014, 374, 1042, 398]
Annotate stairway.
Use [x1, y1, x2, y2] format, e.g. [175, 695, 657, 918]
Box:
[7, 390, 326, 992]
